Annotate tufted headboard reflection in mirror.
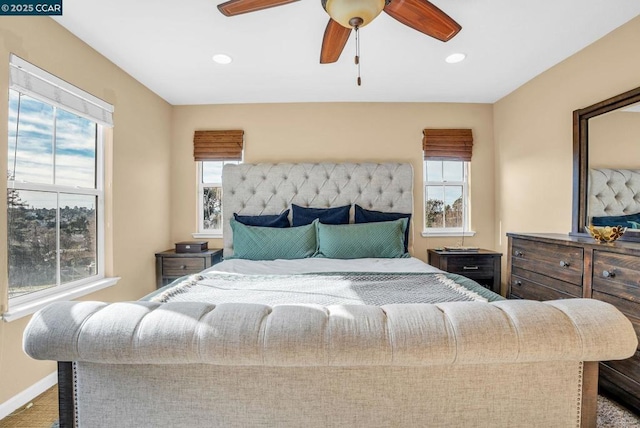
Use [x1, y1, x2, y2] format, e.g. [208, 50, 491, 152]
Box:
[588, 169, 640, 222]
[573, 85, 640, 241]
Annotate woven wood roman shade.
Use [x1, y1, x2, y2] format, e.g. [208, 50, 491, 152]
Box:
[423, 129, 473, 161]
[193, 130, 244, 161]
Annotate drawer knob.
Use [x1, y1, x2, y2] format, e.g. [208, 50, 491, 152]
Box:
[514, 251, 524, 257]
[513, 280, 522, 286]
[559, 260, 570, 268]
[463, 266, 479, 270]
[603, 270, 615, 278]
[181, 265, 187, 270]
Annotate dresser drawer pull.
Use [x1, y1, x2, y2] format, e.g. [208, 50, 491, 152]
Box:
[513, 280, 522, 286]
[514, 251, 524, 257]
[559, 260, 570, 268]
[180, 265, 187, 270]
[463, 266, 479, 270]
[602, 270, 616, 278]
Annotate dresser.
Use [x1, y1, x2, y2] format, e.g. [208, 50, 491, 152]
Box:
[427, 249, 502, 294]
[155, 248, 223, 289]
[507, 233, 640, 412]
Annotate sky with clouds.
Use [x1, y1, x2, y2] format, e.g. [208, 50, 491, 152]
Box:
[8, 90, 97, 209]
[424, 160, 463, 206]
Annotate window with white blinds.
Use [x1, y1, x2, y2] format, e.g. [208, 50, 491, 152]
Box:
[4, 55, 116, 321]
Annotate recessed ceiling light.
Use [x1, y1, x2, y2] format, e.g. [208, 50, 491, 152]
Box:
[212, 54, 232, 65]
[445, 53, 466, 64]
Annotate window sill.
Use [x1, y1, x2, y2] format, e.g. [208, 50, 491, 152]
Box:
[2, 277, 120, 322]
[421, 230, 476, 238]
[192, 232, 222, 239]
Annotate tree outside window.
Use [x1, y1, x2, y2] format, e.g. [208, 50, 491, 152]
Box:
[424, 160, 468, 231]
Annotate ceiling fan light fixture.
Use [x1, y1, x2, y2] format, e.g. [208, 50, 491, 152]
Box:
[212, 54, 233, 65]
[445, 53, 466, 64]
[323, 0, 386, 28]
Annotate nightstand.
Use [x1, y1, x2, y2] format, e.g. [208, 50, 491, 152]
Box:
[427, 248, 502, 294]
[155, 248, 223, 289]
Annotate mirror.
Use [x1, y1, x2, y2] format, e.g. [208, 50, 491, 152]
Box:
[573, 86, 640, 241]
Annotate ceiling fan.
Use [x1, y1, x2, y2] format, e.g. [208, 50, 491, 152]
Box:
[217, 0, 461, 64]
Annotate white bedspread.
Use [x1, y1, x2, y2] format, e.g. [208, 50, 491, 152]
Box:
[147, 257, 500, 304]
[204, 257, 442, 275]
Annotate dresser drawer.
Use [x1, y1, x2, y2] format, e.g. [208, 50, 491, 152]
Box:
[511, 239, 583, 285]
[600, 362, 640, 414]
[604, 350, 640, 380]
[592, 290, 640, 342]
[593, 251, 640, 302]
[442, 256, 495, 279]
[163, 257, 206, 276]
[511, 268, 582, 300]
[510, 267, 582, 299]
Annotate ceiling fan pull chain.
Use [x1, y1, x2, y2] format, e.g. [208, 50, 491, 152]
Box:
[355, 25, 361, 86]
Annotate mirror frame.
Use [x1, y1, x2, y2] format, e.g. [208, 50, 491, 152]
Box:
[572, 85, 640, 241]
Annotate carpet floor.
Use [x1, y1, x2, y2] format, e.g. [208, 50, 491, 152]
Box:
[0, 387, 57, 428]
[598, 395, 640, 427]
[0, 387, 639, 427]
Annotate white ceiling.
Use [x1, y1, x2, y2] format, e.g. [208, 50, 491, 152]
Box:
[53, 0, 640, 105]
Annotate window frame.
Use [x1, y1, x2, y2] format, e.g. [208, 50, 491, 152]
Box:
[422, 160, 475, 237]
[4, 59, 118, 322]
[193, 160, 238, 239]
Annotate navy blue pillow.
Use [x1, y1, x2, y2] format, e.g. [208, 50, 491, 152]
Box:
[591, 212, 640, 228]
[354, 204, 411, 253]
[292, 204, 350, 227]
[233, 209, 290, 228]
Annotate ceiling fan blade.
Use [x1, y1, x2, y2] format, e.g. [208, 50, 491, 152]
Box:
[218, 0, 299, 17]
[320, 19, 352, 64]
[384, 0, 461, 42]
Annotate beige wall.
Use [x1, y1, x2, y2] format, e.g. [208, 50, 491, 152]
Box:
[494, 16, 640, 294]
[171, 102, 497, 262]
[0, 17, 172, 404]
[589, 110, 640, 168]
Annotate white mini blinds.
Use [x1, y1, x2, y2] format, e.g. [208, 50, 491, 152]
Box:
[9, 54, 114, 127]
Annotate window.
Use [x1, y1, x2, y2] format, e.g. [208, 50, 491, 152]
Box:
[422, 128, 473, 236]
[5, 55, 114, 318]
[197, 160, 239, 235]
[192, 130, 243, 238]
[424, 160, 469, 232]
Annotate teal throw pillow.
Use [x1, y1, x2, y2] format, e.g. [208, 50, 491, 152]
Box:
[315, 218, 408, 259]
[230, 219, 317, 260]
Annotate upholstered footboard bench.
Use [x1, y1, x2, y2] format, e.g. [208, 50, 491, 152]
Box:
[24, 298, 637, 428]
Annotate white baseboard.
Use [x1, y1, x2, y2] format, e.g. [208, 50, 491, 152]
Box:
[0, 371, 57, 420]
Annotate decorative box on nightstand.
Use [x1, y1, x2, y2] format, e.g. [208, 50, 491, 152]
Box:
[427, 248, 502, 294]
[154, 248, 223, 289]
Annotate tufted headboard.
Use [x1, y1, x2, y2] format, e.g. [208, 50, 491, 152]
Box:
[588, 168, 640, 218]
[222, 163, 414, 258]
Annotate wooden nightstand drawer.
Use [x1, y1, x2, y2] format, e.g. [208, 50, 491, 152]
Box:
[155, 248, 223, 289]
[427, 249, 502, 294]
[443, 256, 495, 278]
[163, 257, 206, 276]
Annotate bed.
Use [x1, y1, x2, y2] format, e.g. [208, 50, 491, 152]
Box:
[23, 162, 638, 427]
